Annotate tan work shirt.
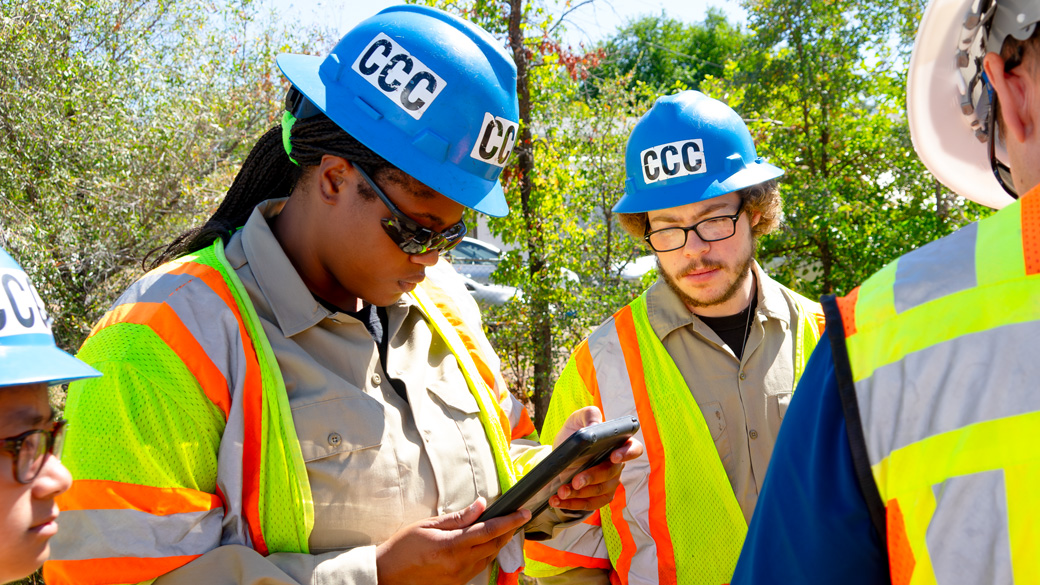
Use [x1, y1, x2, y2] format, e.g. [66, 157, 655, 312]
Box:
[647, 261, 800, 522]
[154, 199, 535, 585]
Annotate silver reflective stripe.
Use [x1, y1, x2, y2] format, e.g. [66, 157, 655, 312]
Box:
[927, 470, 1013, 585]
[857, 319, 1040, 466]
[217, 405, 251, 547]
[585, 316, 654, 558]
[117, 270, 196, 305]
[51, 507, 223, 561]
[893, 222, 977, 313]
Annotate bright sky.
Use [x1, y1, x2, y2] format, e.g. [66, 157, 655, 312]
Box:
[268, 0, 746, 47]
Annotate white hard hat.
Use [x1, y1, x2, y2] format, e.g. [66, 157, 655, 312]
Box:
[907, 0, 1040, 209]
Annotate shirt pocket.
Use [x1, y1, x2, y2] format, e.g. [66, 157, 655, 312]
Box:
[775, 392, 793, 420]
[701, 400, 727, 441]
[293, 394, 385, 462]
[426, 379, 481, 418]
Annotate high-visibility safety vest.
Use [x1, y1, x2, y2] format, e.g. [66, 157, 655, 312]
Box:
[524, 286, 823, 585]
[825, 193, 1040, 585]
[44, 239, 535, 585]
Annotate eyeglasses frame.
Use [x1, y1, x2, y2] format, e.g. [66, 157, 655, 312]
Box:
[353, 164, 468, 255]
[1, 418, 67, 485]
[643, 199, 747, 253]
[985, 75, 1019, 199]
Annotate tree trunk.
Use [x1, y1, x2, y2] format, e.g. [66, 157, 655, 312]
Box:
[508, 0, 553, 431]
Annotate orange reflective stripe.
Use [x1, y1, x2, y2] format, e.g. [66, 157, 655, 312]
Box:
[511, 410, 536, 441]
[836, 287, 860, 338]
[1021, 191, 1040, 276]
[886, 499, 915, 585]
[608, 482, 637, 585]
[241, 335, 266, 555]
[58, 480, 221, 515]
[814, 311, 827, 337]
[525, 540, 612, 570]
[496, 568, 520, 585]
[90, 302, 232, 417]
[44, 555, 201, 585]
[614, 306, 676, 585]
[574, 339, 606, 413]
[585, 509, 602, 526]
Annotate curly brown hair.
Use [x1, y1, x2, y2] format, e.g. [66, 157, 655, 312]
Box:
[616, 179, 782, 247]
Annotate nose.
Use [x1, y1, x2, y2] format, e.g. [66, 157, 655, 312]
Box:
[681, 229, 710, 257]
[410, 249, 441, 266]
[33, 453, 72, 500]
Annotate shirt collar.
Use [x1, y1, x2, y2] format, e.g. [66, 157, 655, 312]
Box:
[235, 198, 413, 337]
[645, 260, 792, 342]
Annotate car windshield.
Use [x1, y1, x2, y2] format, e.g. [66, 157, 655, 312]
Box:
[451, 241, 500, 263]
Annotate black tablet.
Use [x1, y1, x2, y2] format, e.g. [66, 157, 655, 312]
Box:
[476, 415, 640, 528]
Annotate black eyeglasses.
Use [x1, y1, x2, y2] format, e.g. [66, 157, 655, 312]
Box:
[1, 419, 67, 484]
[986, 84, 1018, 199]
[644, 200, 746, 252]
[354, 164, 468, 255]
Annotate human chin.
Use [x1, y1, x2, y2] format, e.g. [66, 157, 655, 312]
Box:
[659, 253, 749, 309]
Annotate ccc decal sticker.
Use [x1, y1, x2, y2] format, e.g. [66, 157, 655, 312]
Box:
[352, 33, 447, 120]
[469, 112, 518, 167]
[0, 268, 50, 339]
[640, 139, 706, 184]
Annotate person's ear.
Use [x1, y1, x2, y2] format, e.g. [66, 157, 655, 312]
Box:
[749, 209, 762, 228]
[984, 52, 1034, 144]
[317, 155, 352, 205]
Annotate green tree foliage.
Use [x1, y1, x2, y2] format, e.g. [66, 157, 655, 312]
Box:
[703, 0, 992, 296]
[589, 9, 747, 93]
[0, 0, 307, 352]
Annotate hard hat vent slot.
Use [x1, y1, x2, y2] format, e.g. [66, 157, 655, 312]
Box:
[354, 96, 383, 121]
[412, 130, 450, 162]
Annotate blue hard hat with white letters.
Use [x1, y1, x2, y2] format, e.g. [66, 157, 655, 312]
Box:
[614, 90, 784, 213]
[0, 248, 100, 387]
[276, 5, 519, 217]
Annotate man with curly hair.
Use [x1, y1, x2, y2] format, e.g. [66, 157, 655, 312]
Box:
[524, 90, 825, 585]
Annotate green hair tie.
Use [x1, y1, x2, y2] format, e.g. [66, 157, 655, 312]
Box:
[281, 111, 299, 166]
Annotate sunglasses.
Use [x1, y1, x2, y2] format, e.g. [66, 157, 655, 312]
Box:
[2, 418, 67, 484]
[354, 165, 468, 255]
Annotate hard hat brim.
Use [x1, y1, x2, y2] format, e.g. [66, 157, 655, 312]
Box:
[907, 0, 1015, 209]
[0, 340, 101, 387]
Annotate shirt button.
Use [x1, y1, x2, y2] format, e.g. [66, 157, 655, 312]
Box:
[739, 371, 747, 380]
[371, 374, 382, 386]
[749, 430, 759, 440]
[328, 432, 342, 447]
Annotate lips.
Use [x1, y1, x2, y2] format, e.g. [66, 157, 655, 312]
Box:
[29, 514, 59, 537]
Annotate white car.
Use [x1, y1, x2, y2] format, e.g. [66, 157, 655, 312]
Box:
[447, 237, 502, 284]
[618, 254, 657, 281]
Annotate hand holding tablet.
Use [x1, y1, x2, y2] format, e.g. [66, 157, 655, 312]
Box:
[476, 414, 641, 528]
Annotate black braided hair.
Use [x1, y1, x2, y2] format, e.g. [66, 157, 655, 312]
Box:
[145, 109, 396, 270]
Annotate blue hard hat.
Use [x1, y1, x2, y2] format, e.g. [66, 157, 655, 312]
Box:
[0, 248, 100, 387]
[614, 91, 784, 213]
[277, 5, 519, 217]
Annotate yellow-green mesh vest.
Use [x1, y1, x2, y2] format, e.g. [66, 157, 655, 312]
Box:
[826, 195, 1040, 585]
[526, 287, 822, 585]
